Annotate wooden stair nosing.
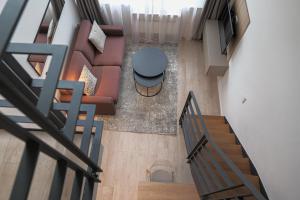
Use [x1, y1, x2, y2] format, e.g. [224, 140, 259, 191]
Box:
[202, 153, 250, 174]
[212, 170, 260, 189]
[207, 144, 243, 156]
[202, 115, 225, 121]
[206, 186, 253, 200]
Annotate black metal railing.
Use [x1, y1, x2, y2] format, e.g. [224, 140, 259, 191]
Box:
[179, 91, 267, 200]
[0, 0, 103, 199]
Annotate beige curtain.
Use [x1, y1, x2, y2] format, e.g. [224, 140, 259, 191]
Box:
[51, 0, 65, 19]
[76, 0, 105, 24]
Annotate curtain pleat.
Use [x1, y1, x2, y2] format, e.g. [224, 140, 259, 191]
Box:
[51, 0, 65, 19]
[76, 0, 105, 24]
[99, 2, 202, 44]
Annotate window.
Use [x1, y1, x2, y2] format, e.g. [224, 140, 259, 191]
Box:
[100, 0, 204, 15]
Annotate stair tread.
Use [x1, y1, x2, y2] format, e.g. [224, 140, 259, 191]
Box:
[206, 126, 231, 132]
[210, 156, 251, 174]
[210, 132, 235, 140]
[208, 143, 241, 149]
[203, 115, 225, 120]
[208, 144, 242, 156]
[215, 155, 250, 165]
[137, 182, 199, 200]
[211, 135, 236, 144]
[207, 185, 254, 200]
[213, 170, 260, 188]
[196, 118, 230, 130]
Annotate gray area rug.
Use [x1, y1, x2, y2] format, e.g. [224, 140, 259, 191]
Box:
[98, 42, 178, 134]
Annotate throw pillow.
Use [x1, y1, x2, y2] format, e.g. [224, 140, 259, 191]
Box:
[88, 21, 106, 53]
[78, 65, 97, 96]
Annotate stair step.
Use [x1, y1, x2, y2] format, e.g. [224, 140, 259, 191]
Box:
[210, 134, 236, 144]
[196, 118, 231, 132]
[137, 182, 199, 200]
[210, 132, 235, 141]
[213, 170, 260, 189]
[206, 125, 231, 133]
[203, 117, 225, 123]
[210, 154, 251, 174]
[203, 118, 226, 126]
[202, 115, 225, 121]
[207, 185, 253, 200]
[208, 130, 232, 136]
[207, 144, 243, 156]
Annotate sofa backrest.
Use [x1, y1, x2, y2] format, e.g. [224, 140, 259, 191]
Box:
[73, 20, 96, 65]
[62, 51, 93, 82]
[60, 50, 95, 95]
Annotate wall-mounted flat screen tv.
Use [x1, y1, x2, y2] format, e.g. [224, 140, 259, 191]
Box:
[219, 0, 236, 54]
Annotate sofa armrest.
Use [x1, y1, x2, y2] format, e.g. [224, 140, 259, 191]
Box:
[100, 25, 124, 36]
[82, 96, 116, 115]
[60, 94, 116, 115]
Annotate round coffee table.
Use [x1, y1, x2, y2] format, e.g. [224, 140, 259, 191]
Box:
[132, 47, 168, 97]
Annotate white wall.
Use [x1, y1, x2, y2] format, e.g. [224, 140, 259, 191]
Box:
[41, 0, 80, 78]
[9, 0, 49, 78]
[2, 0, 80, 78]
[218, 0, 300, 199]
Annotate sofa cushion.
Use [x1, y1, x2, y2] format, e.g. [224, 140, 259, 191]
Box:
[73, 20, 95, 64]
[93, 36, 125, 66]
[79, 65, 97, 96]
[100, 25, 124, 36]
[62, 51, 93, 81]
[91, 66, 121, 102]
[60, 95, 116, 115]
[89, 21, 106, 53]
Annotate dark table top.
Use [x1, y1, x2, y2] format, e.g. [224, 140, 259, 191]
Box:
[134, 71, 164, 88]
[132, 47, 168, 77]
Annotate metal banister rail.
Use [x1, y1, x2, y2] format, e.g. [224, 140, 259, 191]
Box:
[179, 91, 267, 200]
[0, 0, 104, 199]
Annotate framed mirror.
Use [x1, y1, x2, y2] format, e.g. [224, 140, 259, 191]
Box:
[28, 0, 65, 76]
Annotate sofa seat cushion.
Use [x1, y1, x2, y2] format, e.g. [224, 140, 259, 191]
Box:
[93, 36, 125, 66]
[62, 51, 93, 81]
[92, 65, 121, 102]
[60, 95, 116, 115]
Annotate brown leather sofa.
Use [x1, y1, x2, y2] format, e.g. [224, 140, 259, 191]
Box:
[61, 20, 125, 115]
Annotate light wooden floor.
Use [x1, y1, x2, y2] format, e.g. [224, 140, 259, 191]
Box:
[0, 40, 220, 200]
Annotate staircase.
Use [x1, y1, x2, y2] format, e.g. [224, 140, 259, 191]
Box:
[179, 91, 268, 200]
[137, 182, 199, 200]
[0, 1, 103, 199]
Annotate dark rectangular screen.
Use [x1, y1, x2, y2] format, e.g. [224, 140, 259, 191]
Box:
[219, 1, 235, 54]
